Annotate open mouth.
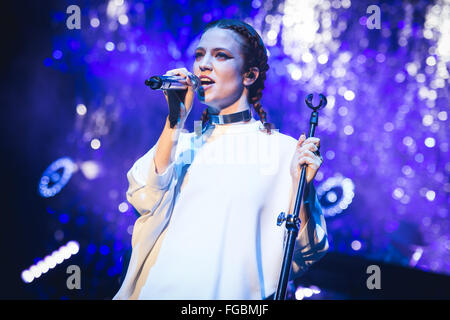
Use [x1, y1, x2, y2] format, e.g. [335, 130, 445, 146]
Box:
[200, 79, 215, 86]
[199, 76, 215, 88]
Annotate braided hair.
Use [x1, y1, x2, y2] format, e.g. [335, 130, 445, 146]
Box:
[199, 19, 274, 134]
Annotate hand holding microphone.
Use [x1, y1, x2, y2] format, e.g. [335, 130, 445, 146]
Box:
[145, 74, 200, 91]
[146, 68, 200, 128]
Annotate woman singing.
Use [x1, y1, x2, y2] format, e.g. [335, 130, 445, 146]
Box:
[114, 19, 328, 300]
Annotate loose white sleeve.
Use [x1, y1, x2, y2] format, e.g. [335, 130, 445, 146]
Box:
[126, 143, 177, 216]
[288, 184, 329, 280]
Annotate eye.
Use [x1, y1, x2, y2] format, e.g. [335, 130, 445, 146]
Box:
[216, 52, 231, 59]
[195, 51, 204, 60]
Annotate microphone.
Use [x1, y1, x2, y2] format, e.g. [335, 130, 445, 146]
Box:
[145, 74, 200, 91]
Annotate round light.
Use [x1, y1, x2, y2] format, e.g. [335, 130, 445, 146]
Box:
[342, 0, 351, 8]
[30, 265, 42, 278]
[416, 73, 426, 83]
[415, 153, 424, 163]
[326, 191, 338, 203]
[91, 139, 101, 150]
[90, 18, 100, 28]
[400, 194, 410, 204]
[338, 106, 348, 116]
[53, 251, 64, 264]
[61, 247, 72, 259]
[403, 136, 414, 147]
[303, 288, 313, 298]
[310, 285, 321, 294]
[100, 245, 110, 255]
[376, 53, 386, 63]
[267, 30, 278, 40]
[344, 125, 354, 135]
[295, 288, 304, 300]
[118, 14, 129, 25]
[402, 165, 413, 176]
[118, 202, 129, 213]
[80, 161, 101, 180]
[426, 190, 436, 201]
[393, 187, 404, 199]
[127, 225, 134, 235]
[412, 248, 423, 261]
[318, 54, 328, 64]
[351, 240, 362, 251]
[44, 255, 57, 269]
[291, 69, 302, 80]
[384, 122, 394, 132]
[344, 90, 355, 101]
[105, 42, 115, 51]
[76, 104, 87, 116]
[426, 56, 436, 66]
[437, 111, 447, 121]
[54, 230, 64, 241]
[252, 0, 261, 9]
[422, 114, 433, 126]
[117, 42, 127, 51]
[53, 50, 63, 60]
[395, 73, 406, 83]
[37, 261, 49, 274]
[424, 137, 436, 148]
[302, 52, 313, 63]
[325, 150, 335, 160]
[67, 241, 80, 255]
[406, 62, 418, 76]
[21, 270, 34, 283]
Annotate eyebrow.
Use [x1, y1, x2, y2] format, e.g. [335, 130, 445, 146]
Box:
[195, 47, 233, 53]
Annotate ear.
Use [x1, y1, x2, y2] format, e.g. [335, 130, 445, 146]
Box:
[243, 67, 260, 87]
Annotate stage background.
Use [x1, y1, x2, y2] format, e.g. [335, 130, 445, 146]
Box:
[1, 0, 448, 299]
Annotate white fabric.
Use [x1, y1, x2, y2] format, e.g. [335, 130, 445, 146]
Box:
[113, 118, 328, 300]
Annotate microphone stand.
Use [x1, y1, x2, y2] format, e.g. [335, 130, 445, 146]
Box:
[274, 94, 327, 300]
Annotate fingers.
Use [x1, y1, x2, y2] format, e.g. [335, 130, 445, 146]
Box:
[165, 67, 190, 76]
[296, 146, 323, 166]
[165, 68, 195, 87]
[297, 134, 320, 148]
[297, 153, 322, 169]
[299, 137, 320, 148]
[297, 150, 320, 163]
[297, 133, 306, 147]
[292, 134, 323, 183]
[297, 143, 318, 154]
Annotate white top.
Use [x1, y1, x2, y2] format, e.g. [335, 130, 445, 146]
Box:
[113, 118, 328, 300]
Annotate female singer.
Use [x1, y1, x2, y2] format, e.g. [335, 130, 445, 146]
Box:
[114, 19, 328, 300]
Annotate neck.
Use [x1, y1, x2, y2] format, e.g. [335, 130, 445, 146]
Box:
[207, 94, 254, 126]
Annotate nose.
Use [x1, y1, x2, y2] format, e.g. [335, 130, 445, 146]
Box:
[198, 54, 213, 72]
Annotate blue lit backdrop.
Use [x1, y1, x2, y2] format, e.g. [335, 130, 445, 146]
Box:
[5, 0, 449, 299]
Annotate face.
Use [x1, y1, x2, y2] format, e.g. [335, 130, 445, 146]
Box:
[193, 27, 246, 110]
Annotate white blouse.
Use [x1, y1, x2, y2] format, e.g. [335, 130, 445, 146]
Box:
[113, 118, 328, 300]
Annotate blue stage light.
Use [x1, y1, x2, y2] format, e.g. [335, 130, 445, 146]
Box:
[316, 175, 355, 217]
[38, 157, 76, 198]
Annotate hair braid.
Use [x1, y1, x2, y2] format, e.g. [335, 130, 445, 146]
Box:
[200, 19, 274, 134]
[201, 108, 209, 128]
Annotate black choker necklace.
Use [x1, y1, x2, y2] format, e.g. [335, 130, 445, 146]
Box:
[208, 109, 252, 125]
